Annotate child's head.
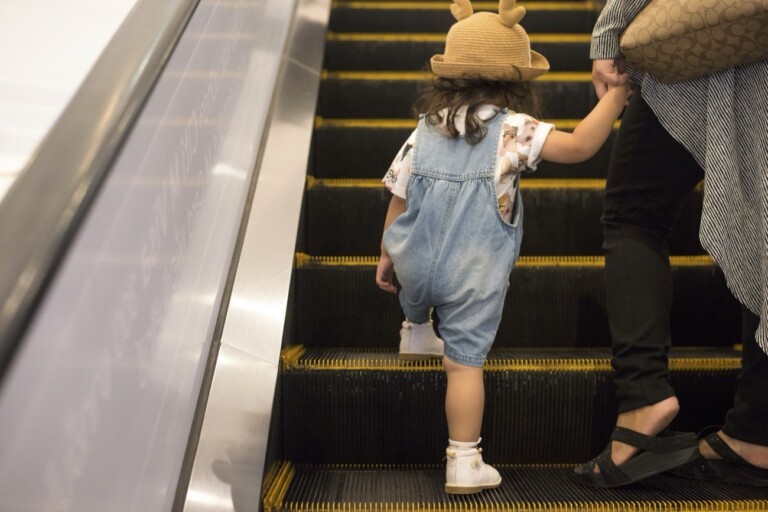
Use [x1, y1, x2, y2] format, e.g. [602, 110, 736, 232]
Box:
[414, 0, 549, 143]
[432, 0, 549, 82]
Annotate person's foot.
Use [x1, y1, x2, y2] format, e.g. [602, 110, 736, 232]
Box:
[595, 396, 680, 472]
[444, 444, 502, 494]
[669, 426, 768, 486]
[699, 430, 768, 470]
[398, 320, 444, 359]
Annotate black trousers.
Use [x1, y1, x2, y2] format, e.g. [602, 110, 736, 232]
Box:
[603, 90, 768, 445]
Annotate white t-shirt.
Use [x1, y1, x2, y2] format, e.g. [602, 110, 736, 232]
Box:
[383, 105, 554, 222]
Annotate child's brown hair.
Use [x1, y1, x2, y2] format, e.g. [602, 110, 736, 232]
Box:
[413, 76, 542, 144]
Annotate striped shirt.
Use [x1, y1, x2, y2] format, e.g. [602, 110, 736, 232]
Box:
[593, 0, 768, 354]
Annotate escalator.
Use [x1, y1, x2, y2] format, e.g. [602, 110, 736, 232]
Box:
[262, 1, 768, 510]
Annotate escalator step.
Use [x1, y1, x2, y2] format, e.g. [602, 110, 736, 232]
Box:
[310, 118, 615, 179]
[292, 254, 741, 349]
[303, 178, 704, 255]
[329, 2, 597, 34]
[324, 33, 591, 72]
[318, 72, 595, 119]
[263, 461, 768, 512]
[280, 346, 741, 463]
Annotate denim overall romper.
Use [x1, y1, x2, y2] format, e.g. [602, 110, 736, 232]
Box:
[383, 110, 524, 367]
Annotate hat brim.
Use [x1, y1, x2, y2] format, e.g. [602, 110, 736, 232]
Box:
[430, 50, 550, 81]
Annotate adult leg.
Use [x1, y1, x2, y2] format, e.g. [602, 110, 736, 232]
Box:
[670, 308, 768, 485]
[597, 91, 704, 469]
[701, 308, 768, 469]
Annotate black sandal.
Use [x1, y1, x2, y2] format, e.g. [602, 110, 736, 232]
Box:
[670, 426, 768, 487]
[573, 427, 698, 488]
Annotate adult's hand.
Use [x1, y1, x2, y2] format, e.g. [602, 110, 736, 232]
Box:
[592, 58, 628, 99]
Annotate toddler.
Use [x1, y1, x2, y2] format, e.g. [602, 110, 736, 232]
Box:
[375, 0, 629, 494]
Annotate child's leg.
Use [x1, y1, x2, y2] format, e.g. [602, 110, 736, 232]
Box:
[443, 356, 484, 441]
[442, 356, 501, 494]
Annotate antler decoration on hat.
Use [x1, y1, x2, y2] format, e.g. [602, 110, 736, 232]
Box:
[450, 0, 473, 21]
[498, 0, 525, 27]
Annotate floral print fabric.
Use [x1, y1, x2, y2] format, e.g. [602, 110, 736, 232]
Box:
[383, 106, 553, 222]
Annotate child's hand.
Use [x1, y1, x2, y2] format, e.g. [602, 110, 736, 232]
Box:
[376, 253, 397, 293]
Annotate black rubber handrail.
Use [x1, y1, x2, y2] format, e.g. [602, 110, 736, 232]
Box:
[0, 0, 201, 379]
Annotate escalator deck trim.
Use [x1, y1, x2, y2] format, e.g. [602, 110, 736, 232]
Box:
[263, 461, 768, 512]
[281, 346, 741, 372]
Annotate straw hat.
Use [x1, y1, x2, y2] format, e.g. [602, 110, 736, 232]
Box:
[431, 0, 550, 81]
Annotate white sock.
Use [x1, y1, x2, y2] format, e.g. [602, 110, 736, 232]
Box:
[449, 437, 480, 451]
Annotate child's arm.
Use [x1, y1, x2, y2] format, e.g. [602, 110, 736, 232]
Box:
[539, 84, 629, 164]
[376, 195, 407, 293]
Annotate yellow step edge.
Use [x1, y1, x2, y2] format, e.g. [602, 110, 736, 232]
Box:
[294, 253, 717, 268]
[333, 1, 597, 11]
[315, 117, 622, 131]
[262, 461, 296, 512]
[261, 460, 283, 496]
[262, 461, 768, 512]
[307, 177, 607, 190]
[328, 32, 592, 43]
[323, 70, 591, 81]
[281, 345, 308, 367]
[280, 346, 741, 372]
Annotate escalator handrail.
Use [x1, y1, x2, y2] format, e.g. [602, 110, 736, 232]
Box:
[0, 0, 201, 379]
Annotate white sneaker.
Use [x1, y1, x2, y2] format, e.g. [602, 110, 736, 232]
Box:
[398, 320, 444, 360]
[445, 444, 502, 494]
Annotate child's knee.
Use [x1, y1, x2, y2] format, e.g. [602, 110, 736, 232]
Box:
[443, 355, 483, 374]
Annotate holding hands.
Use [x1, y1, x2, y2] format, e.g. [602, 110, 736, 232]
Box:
[592, 58, 630, 100]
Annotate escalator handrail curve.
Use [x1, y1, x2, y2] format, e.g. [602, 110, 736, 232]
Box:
[0, 0, 202, 379]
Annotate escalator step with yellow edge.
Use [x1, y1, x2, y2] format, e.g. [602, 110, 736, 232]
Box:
[279, 346, 741, 464]
[262, 462, 768, 512]
[292, 254, 740, 349]
[328, 1, 598, 34]
[318, 72, 595, 119]
[303, 178, 704, 256]
[310, 118, 616, 179]
[323, 33, 592, 72]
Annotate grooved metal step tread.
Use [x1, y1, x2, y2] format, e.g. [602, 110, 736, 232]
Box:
[322, 34, 592, 72]
[282, 345, 741, 372]
[329, 2, 597, 34]
[263, 461, 768, 512]
[302, 182, 705, 256]
[318, 78, 595, 118]
[310, 118, 616, 179]
[291, 253, 739, 348]
[280, 347, 740, 464]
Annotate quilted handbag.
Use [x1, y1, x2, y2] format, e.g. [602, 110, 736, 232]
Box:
[619, 0, 768, 83]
